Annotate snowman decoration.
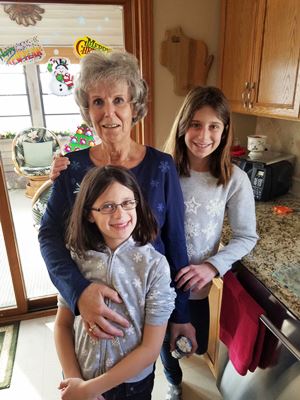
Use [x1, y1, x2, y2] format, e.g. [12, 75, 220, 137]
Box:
[47, 57, 74, 96]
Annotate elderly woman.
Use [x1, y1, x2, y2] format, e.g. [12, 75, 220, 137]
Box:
[39, 50, 196, 399]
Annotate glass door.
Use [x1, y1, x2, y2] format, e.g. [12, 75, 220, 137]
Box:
[0, 0, 153, 322]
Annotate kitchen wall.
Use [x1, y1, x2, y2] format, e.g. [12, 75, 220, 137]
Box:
[153, 0, 220, 149]
[153, 0, 300, 197]
[232, 115, 300, 197]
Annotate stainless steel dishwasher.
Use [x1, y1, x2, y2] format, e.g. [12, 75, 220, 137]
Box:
[217, 263, 300, 400]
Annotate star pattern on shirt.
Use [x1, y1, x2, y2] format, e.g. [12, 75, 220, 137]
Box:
[157, 203, 164, 213]
[185, 218, 201, 239]
[206, 199, 225, 217]
[158, 161, 170, 173]
[150, 179, 159, 188]
[97, 259, 106, 272]
[132, 278, 142, 289]
[132, 252, 143, 263]
[105, 358, 114, 368]
[71, 160, 81, 171]
[185, 196, 202, 214]
[186, 242, 195, 258]
[201, 221, 218, 240]
[126, 325, 135, 336]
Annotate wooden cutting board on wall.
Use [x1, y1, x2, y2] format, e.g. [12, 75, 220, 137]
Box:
[160, 27, 214, 96]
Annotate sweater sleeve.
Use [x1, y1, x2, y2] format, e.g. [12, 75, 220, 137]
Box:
[145, 255, 176, 326]
[38, 172, 89, 315]
[207, 169, 259, 277]
[161, 157, 190, 323]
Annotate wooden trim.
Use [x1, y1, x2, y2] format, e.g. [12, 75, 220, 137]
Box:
[123, 0, 153, 145]
[0, 160, 27, 316]
[218, 0, 227, 88]
[204, 277, 223, 378]
[0, 308, 57, 325]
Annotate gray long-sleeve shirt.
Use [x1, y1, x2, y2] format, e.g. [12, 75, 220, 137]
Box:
[180, 165, 258, 299]
[58, 238, 176, 382]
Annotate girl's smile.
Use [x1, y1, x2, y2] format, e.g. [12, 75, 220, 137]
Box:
[184, 106, 224, 171]
[89, 182, 137, 250]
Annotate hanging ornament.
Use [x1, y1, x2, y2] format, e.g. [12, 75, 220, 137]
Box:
[47, 57, 74, 96]
[3, 4, 45, 27]
[64, 124, 96, 153]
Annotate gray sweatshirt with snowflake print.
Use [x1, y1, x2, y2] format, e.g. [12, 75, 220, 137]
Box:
[180, 165, 258, 299]
[57, 237, 176, 382]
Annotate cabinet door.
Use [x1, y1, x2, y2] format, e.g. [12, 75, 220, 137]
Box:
[251, 0, 300, 118]
[219, 0, 260, 113]
[204, 277, 223, 378]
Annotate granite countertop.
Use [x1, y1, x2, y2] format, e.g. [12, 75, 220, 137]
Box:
[222, 194, 300, 320]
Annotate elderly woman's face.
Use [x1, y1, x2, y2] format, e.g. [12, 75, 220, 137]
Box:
[88, 80, 134, 144]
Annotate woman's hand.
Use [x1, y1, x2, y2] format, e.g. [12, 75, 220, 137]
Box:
[78, 283, 130, 339]
[50, 154, 70, 180]
[59, 377, 104, 400]
[175, 262, 218, 292]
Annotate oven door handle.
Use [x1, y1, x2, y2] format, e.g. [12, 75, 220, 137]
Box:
[260, 314, 300, 361]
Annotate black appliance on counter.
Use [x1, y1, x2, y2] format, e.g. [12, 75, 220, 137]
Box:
[217, 263, 300, 400]
[232, 152, 295, 201]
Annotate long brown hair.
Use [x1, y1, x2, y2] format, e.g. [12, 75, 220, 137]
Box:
[164, 86, 233, 185]
[66, 166, 158, 258]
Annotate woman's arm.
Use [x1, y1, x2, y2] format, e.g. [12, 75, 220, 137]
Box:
[54, 306, 82, 379]
[58, 323, 166, 400]
[160, 156, 197, 351]
[160, 156, 190, 324]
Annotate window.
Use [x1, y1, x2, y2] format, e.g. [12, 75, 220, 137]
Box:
[0, 64, 32, 133]
[0, 61, 82, 137]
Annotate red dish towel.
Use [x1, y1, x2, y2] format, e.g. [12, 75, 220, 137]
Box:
[220, 271, 266, 376]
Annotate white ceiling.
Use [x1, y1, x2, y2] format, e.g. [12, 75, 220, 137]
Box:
[0, 2, 124, 48]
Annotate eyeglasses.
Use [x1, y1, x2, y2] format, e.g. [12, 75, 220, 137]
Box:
[90, 199, 138, 214]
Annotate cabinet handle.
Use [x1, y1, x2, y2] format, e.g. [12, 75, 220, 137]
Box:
[248, 82, 256, 109]
[260, 315, 300, 361]
[242, 82, 250, 108]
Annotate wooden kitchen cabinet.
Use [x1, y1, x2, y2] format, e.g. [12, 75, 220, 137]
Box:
[219, 0, 300, 119]
[204, 277, 223, 378]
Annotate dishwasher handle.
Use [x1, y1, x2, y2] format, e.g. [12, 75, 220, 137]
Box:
[260, 314, 300, 361]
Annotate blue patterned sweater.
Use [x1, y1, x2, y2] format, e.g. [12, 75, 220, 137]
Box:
[39, 146, 190, 323]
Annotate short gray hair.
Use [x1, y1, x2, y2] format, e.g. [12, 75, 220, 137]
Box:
[74, 50, 148, 126]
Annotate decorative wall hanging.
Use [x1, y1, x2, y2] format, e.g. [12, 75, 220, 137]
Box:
[0, 36, 45, 65]
[160, 27, 214, 96]
[47, 57, 74, 96]
[3, 4, 45, 27]
[74, 35, 111, 58]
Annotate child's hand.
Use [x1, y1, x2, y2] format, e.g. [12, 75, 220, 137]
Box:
[59, 377, 99, 400]
[175, 262, 218, 292]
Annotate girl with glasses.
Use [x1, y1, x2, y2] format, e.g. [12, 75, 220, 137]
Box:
[54, 165, 176, 400]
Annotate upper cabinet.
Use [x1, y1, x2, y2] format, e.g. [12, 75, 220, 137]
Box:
[219, 0, 300, 120]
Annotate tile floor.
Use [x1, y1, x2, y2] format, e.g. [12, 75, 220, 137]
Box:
[0, 316, 223, 400]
